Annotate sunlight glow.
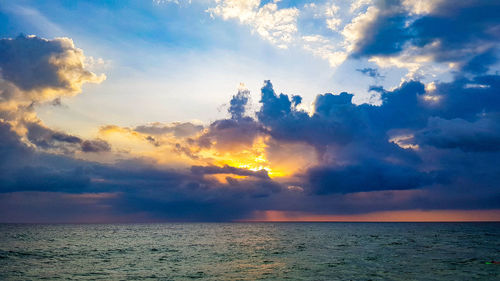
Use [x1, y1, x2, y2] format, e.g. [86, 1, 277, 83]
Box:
[203, 137, 289, 178]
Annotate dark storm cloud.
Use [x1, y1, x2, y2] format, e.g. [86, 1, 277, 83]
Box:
[462, 49, 498, 74]
[0, 122, 90, 193]
[228, 88, 250, 120]
[306, 161, 442, 195]
[24, 122, 112, 153]
[430, 75, 500, 120]
[256, 80, 426, 150]
[0, 118, 284, 221]
[6, 166, 91, 193]
[351, 0, 500, 73]
[0, 35, 101, 92]
[0, 35, 67, 91]
[111, 172, 283, 221]
[410, 1, 500, 64]
[196, 89, 266, 151]
[0, 121, 31, 168]
[350, 2, 409, 57]
[253, 71, 500, 202]
[356, 67, 384, 78]
[3, 72, 500, 221]
[26, 122, 82, 149]
[256, 73, 500, 153]
[81, 139, 111, 152]
[257, 80, 300, 124]
[191, 165, 270, 179]
[256, 80, 357, 150]
[415, 115, 500, 152]
[197, 117, 264, 151]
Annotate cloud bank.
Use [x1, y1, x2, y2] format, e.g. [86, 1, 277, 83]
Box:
[1, 0, 500, 222]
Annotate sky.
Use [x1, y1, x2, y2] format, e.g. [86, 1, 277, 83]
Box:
[0, 0, 500, 222]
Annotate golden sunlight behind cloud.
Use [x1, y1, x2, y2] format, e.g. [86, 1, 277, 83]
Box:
[202, 136, 317, 178]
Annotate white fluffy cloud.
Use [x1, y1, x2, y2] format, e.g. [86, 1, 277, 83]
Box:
[402, 0, 442, 15]
[349, 0, 373, 13]
[208, 0, 349, 66]
[207, 0, 483, 80]
[301, 35, 346, 67]
[207, 0, 299, 48]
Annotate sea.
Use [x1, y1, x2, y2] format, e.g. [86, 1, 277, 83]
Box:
[1, 223, 499, 280]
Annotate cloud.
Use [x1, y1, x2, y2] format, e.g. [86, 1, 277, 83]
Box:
[207, 0, 299, 48]
[350, 0, 373, 13]
[301, 35, 347, 67]
[1, 117, 269, 206]
[81, 139, 112, 153]
[348, 0, 500, 75]
[191, 164, 270, 179]
[415, 115, 500, 152]
[134, 122, 203, 138]
[0, 35, 105, 94]
[0, 35, 107, 154]
[2, 3, 500, 222]
[356, 67, 384, 78]
[195, 88, 265, 152]
[344, 2, 409, 57]
[25, 121, 81, 148]
[228, 87, 250, 120]
[249, 70, 500, 205]
[306, 161, 439, 195]
[3, 65, 500, 220]
[461, 48, 498, 74]
[206, 0, 500, 76]
[23, 121, 111, 154]
[0, 119, 286, 221]
[255, 79, 425, 152]
[208, 1, 350, 67]
[0, 121, 89, 193]
[0, 121, 31, 169]
[153, 0, 191, 5]
[4, 69, 500, 221]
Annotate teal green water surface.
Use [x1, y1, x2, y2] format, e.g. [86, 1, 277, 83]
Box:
[1, 223, 499, 280]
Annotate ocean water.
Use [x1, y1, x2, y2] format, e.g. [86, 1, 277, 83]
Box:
[0, 223, 499, 280]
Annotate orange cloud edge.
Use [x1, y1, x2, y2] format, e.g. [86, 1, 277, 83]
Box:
[241, 209, 500, 222]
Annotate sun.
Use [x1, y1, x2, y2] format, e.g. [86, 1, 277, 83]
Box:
[209, 137, 288, 179]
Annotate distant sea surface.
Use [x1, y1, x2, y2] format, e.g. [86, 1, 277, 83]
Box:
[1, 223, 499, 280]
